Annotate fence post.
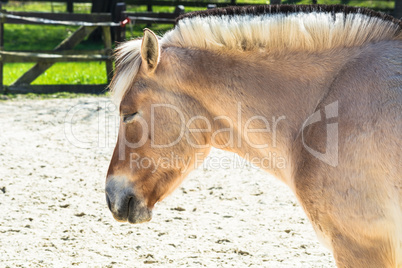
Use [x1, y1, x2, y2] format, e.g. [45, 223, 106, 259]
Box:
[174, 5, 185, 15]
[147, 0, 153, 12]
[173, 5, 185, 26]
[0, 9, 4, 92]
[394, 0, 402, 19]
[67, 0, 73, 13]
[113, 2, 126, 43]
[102, 26, 113, 84]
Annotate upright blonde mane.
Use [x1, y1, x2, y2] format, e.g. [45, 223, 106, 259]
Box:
[110, 5, 401, 105]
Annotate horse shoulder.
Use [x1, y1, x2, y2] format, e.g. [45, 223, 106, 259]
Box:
[291, 40, 402, 266]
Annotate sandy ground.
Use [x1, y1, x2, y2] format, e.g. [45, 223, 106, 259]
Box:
[0, 97, 335, 267]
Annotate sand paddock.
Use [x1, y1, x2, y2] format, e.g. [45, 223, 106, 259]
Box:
[0, 97, 335, 267]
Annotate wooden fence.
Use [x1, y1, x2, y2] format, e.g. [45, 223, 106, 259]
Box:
[0, 9, 128, 94]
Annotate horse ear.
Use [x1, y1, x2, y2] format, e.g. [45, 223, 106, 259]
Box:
[141, 28, 160, 73]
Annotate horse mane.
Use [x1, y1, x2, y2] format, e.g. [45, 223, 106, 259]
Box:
[110, 39, 142, 104]
[177, 5, 402, 27]
[164, 4, 401, 51]
[110, 5, 402, 105]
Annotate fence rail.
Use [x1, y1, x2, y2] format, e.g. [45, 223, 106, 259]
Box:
[1, 12, 120, 26]
[7, 84, 108, 94]
[0, 51, 110, 63]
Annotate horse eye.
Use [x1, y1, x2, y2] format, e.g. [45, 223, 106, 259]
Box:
[122, 113, 137, 123]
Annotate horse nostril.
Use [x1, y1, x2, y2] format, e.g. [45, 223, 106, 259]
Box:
[106, 194, 112, 211]
[127, 197, 133, 217]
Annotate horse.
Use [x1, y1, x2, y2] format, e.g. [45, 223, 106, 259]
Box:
[105, 5, 402, 267]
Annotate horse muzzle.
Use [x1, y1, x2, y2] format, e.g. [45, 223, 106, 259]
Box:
[105, 177, 152, 224]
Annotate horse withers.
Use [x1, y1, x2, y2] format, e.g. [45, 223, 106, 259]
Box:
[105, 5, 402, 267]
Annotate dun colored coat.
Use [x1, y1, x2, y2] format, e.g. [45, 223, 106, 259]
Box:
[106, 5, 402, 267]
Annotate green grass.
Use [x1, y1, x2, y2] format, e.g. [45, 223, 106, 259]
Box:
[4, 62, 107, 85]
[5, 24, 81, 51]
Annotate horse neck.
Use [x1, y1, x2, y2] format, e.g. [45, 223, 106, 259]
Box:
[161, 46, 359, 185]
